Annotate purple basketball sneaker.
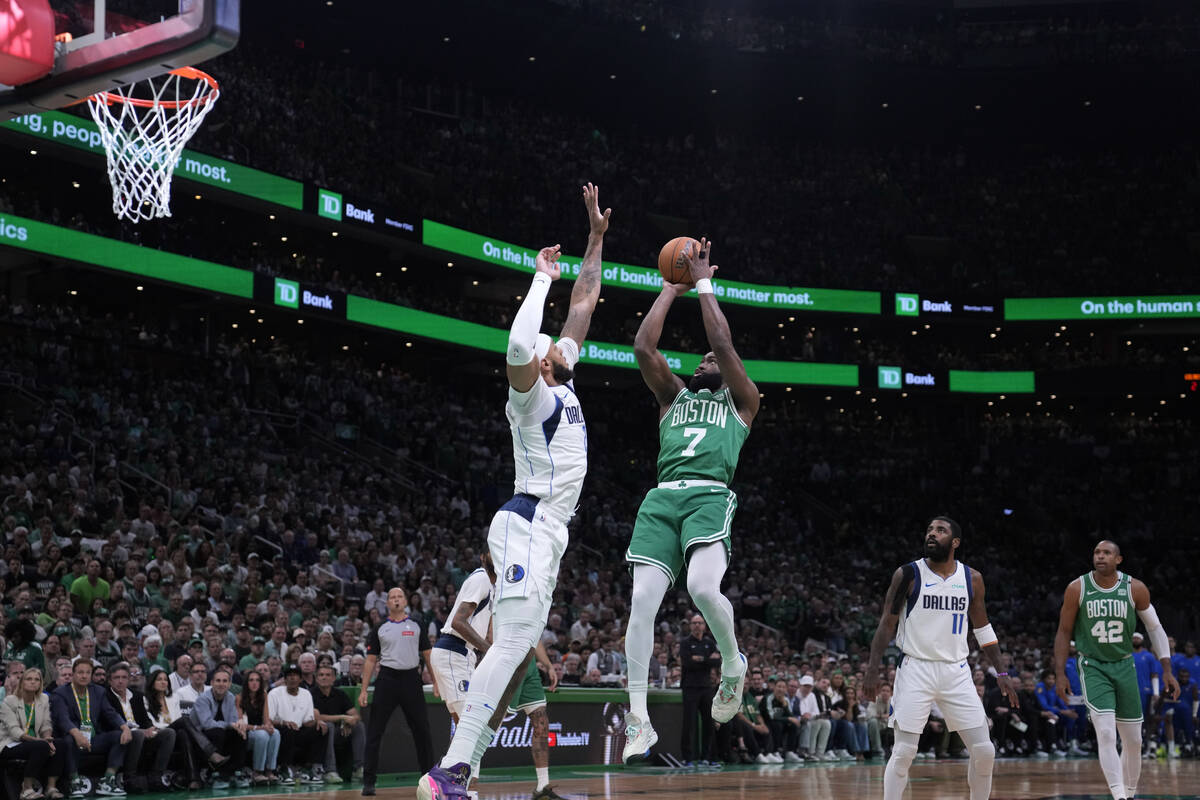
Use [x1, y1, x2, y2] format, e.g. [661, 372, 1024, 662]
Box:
[416, 762, 471, 800]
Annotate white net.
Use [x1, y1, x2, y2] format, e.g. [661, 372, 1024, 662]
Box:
[86, 68, 220, 223]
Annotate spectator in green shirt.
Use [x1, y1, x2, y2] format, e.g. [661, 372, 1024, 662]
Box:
[59, 557, 86, 590]
[140, 634, 170, 675]
[2, 619, 44, 671]
[69, 558, 110, 614]
[239, 636, 267, 673]
[726, 686, 778, 764]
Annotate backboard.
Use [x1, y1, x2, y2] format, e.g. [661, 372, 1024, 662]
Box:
[0, 0, 238, 118]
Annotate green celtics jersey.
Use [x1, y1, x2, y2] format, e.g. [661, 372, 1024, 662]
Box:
[1073, 571, 1138, 662]
[657, 386, 749, 484]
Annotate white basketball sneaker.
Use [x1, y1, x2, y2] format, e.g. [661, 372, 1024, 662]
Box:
[622, 713, 659, 763]
[711, 653, 747, 723]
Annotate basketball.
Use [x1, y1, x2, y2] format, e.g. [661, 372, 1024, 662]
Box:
[657, 236, 701, 285]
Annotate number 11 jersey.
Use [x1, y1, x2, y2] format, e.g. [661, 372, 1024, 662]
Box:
[895, 559, 973, 663]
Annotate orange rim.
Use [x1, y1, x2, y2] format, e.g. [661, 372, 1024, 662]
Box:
[93, 67, 219, 108]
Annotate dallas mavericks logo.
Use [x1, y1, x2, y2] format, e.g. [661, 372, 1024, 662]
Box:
[506, 564, 525, 583]
[458, 679, 469, 693]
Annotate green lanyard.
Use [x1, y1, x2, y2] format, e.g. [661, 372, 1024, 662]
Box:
[74, 688, 91, 729]
[24, 703, 35, 736]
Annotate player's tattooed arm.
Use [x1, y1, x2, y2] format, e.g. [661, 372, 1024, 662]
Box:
[683, 238, 760, 425]
[560, 182, 610, 346]
[864, 565, 911, 699]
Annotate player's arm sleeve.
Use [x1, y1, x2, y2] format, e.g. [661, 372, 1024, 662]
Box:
[557, 337, 580, 370]
[507, 273, 552, 366]
[1136, 604, 1171, 661]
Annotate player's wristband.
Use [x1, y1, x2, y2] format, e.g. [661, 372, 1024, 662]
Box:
[695, 278, 714, 295]
[973, 623, 998, 648]
[996, 672, 1009, 678]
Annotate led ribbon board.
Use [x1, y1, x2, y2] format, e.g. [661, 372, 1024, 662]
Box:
[422, 221, 881, 314]
[0, 212, 1033, 392]
[2, 110, 304, 209]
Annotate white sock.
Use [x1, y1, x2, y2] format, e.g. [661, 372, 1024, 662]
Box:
[469, 725, 495, 782]
[535, 767, 549, 790]
[686, 543, 740, 672]
[1117, 720, 1142, 799]
[625, 565, 669, 721]
[1093, 712, 1124, 800]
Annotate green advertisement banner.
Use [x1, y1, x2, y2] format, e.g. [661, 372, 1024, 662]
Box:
[423, 220, 881, 315]
[0, 212, 1039, 392]
[948, 370, 1035, 394]
[347, 297, 859, 385]
[1005, 295, 1200, 321]
[1, 110, 304, 209]
[0, 212, 252, 298]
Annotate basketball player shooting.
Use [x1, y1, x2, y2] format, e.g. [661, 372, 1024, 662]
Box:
[417, 183, 610, 800]
[1053, 540, 1179, 800]
[864, 517, 1019, 800]
[623, 237, 759, 762]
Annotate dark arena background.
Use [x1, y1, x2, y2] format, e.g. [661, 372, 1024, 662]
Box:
[0, 1, 1198, 799]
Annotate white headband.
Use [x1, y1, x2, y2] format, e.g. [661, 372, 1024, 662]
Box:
[534, 333, 553, 361]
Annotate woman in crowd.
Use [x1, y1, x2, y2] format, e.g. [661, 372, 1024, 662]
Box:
[237, 669, 280, 785]
[0, 668, 67, 800]
[841, 685, 871, 759]
[144, 667, 206, 789]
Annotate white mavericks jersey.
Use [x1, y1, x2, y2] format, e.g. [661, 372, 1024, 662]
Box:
[506, 337, 587, 524]
[895, 559, 973, 662]
[441, 568, 494, 644]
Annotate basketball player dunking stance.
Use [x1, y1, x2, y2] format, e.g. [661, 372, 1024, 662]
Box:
[623, 238, 759, 761]
[418, 183, 610, 800]
[865, 517, 1018, 800]
[1054, 540, 1179, 800]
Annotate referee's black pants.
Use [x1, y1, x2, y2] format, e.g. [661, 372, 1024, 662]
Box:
[680, 684, 716, 761]
[364, 666, 433, 781]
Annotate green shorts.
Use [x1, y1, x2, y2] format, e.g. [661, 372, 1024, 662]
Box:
[1079, 655, 1142, 722]
[509, 658, 546, 714]
[625, 483, 737, 584]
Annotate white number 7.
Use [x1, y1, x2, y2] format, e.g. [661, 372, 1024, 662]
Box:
[681, 427, 707, 456]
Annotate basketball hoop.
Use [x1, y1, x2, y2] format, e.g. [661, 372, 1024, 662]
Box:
[86, 66, 220, 222]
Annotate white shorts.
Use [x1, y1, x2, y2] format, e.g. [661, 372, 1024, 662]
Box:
[430, 644, 476, 716]
[488, 493, 568, 621]
[890, 656, 987, 734]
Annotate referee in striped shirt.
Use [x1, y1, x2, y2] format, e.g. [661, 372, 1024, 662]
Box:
[359, 588, 434, 796]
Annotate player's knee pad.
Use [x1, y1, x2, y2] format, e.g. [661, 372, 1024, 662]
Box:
[1095, 722, 1118, 747]
[889, 741, 918, 777]
[968, 741, 995, 775]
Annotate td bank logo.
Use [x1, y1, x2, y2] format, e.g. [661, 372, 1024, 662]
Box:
[878, 366, 902, 389]
[318, 189, 343, 221]
[895, 293, 919, 316]
[274, 278, 300, 309]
